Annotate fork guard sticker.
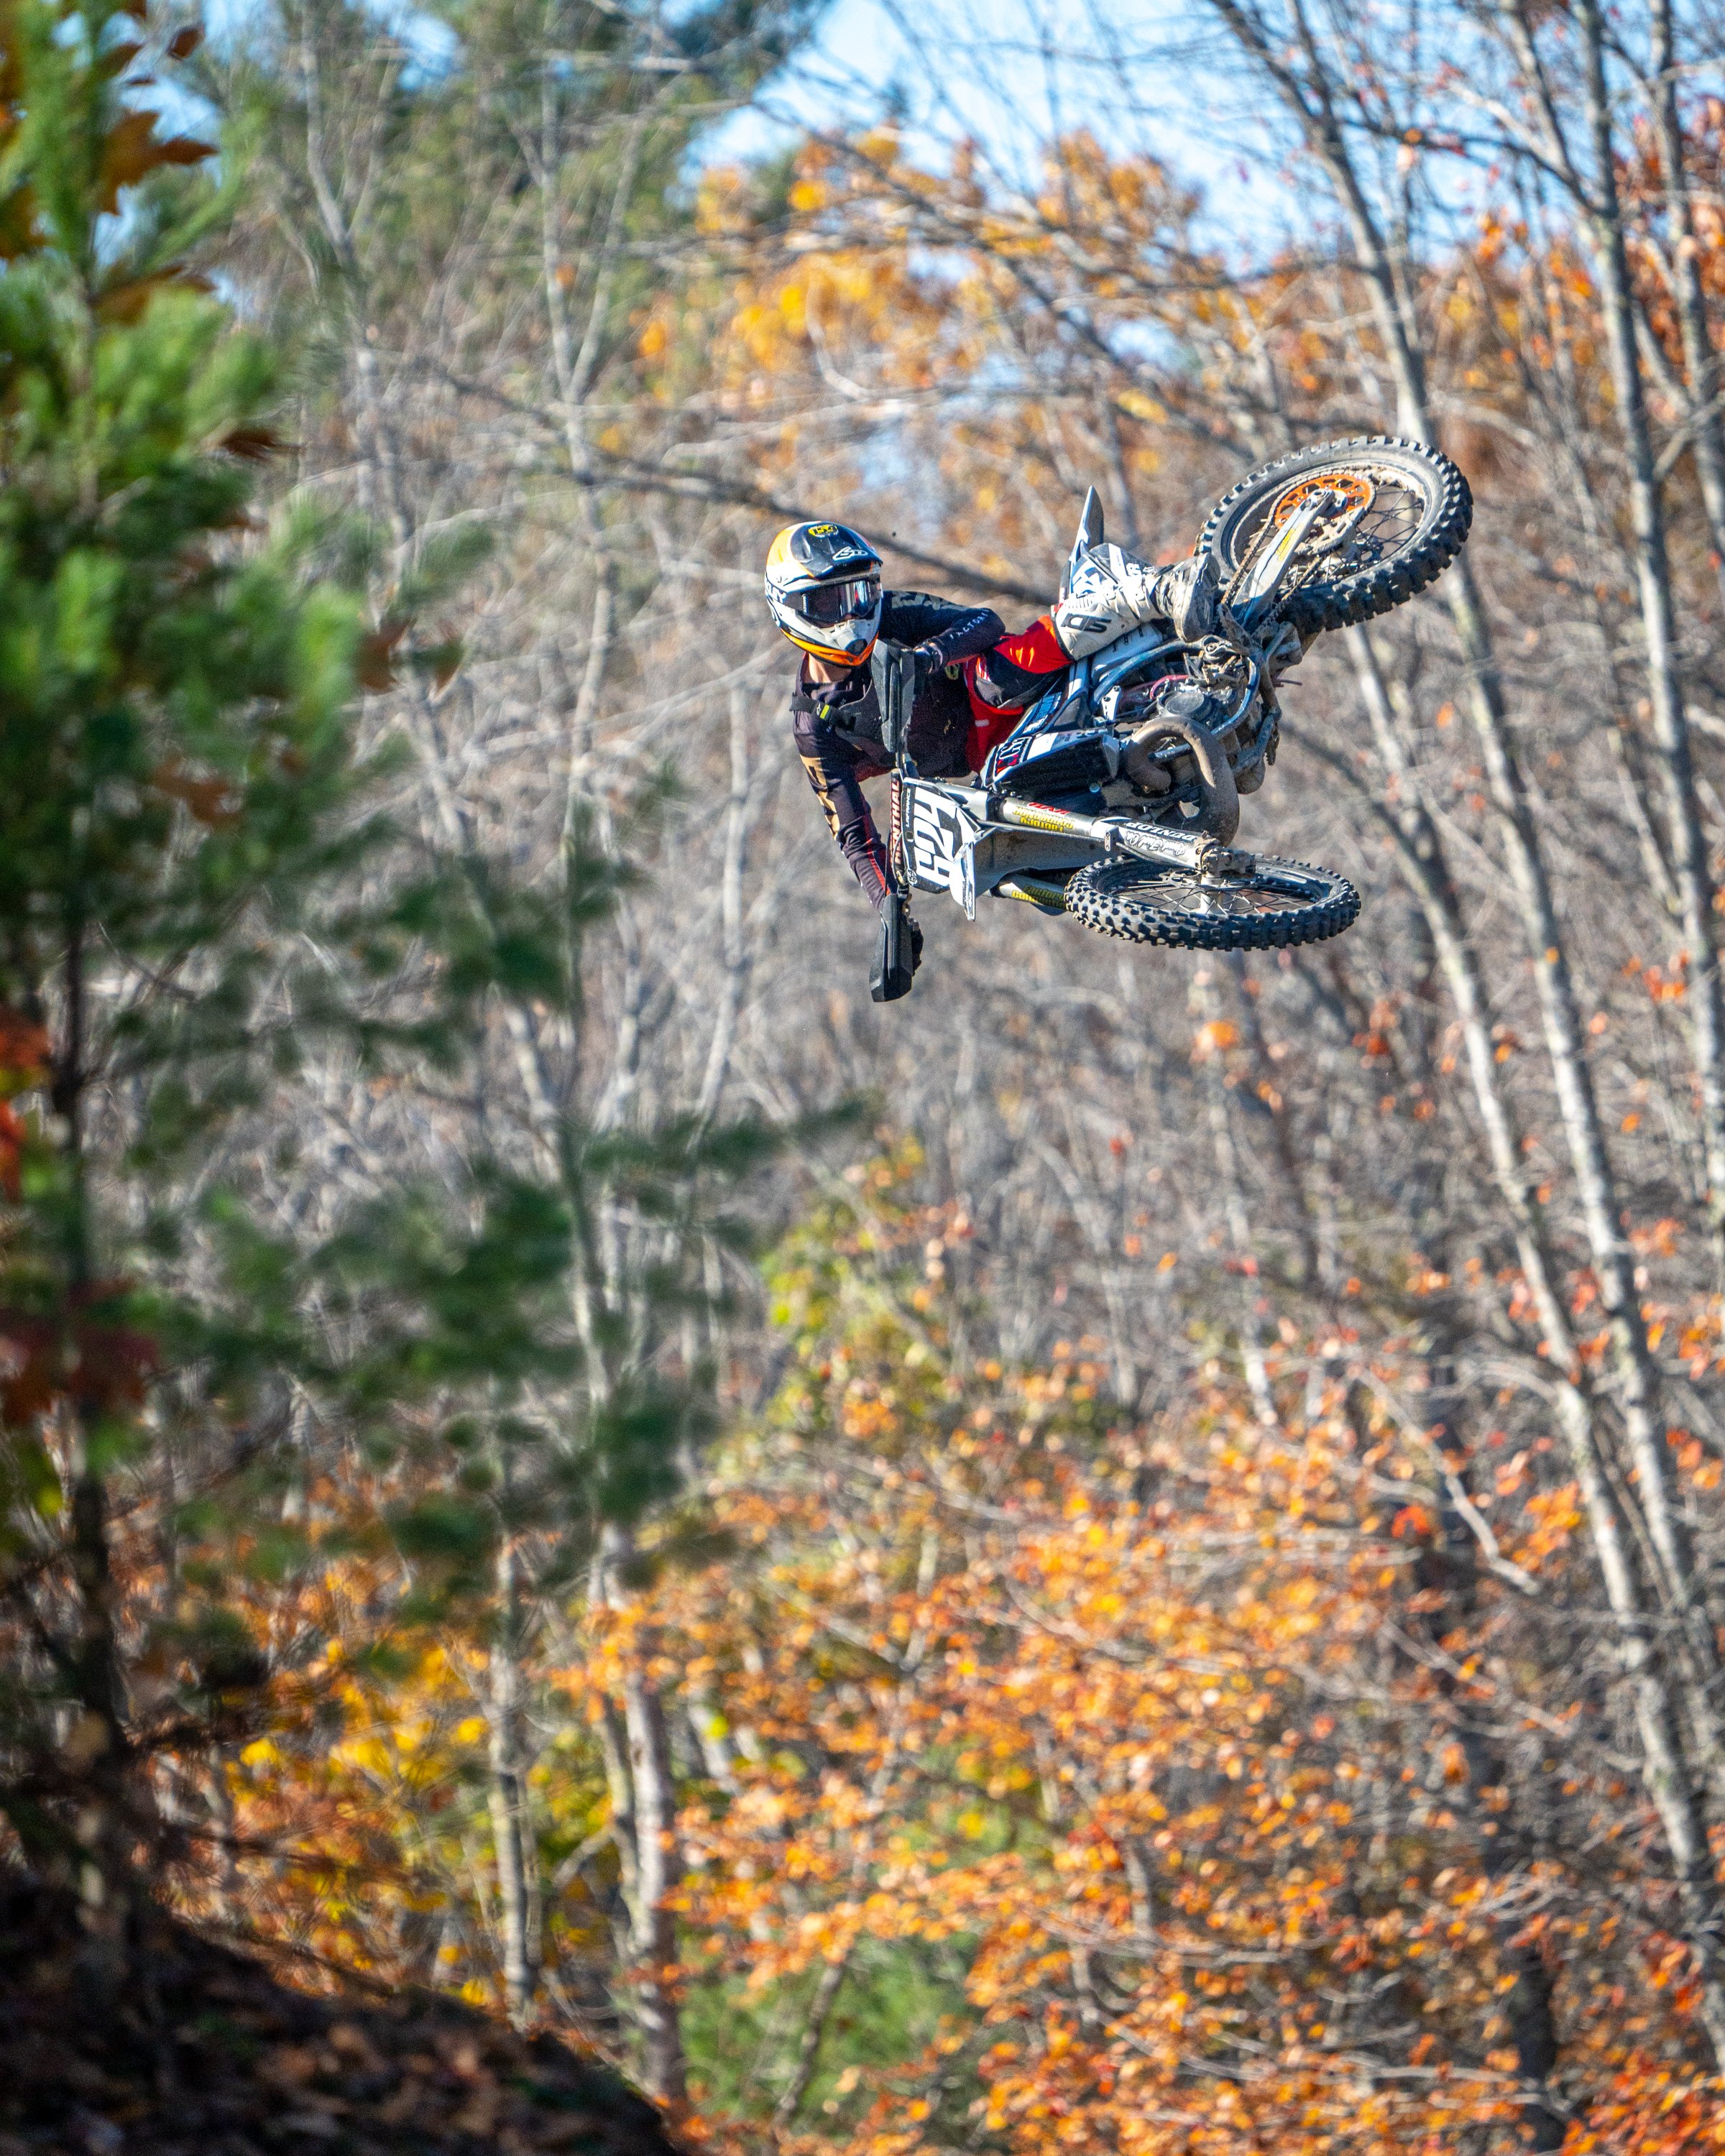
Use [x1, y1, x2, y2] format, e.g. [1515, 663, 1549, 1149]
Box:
[906, 786, 984, 918]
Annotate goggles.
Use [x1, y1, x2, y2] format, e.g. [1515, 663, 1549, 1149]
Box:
[792, 576, 880, 626]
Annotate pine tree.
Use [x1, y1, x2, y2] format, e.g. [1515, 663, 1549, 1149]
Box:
[0, 0, 402, 1977]
[0, 0, 794, 2019]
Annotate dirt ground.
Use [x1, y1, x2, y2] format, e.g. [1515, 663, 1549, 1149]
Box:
[0, 1883, 679, 2156]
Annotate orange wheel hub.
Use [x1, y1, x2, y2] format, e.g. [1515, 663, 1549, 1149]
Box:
[1270, 469, 1374, 526]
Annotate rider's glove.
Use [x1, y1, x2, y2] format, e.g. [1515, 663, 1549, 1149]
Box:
[909, 642, 951, 704]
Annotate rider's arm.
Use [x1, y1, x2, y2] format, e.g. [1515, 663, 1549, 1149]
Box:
[880, 592, 1005, 667]
[970, 616, 1067, 707]
[962, 617, 1071, 770]
[792, 694, 893, 908]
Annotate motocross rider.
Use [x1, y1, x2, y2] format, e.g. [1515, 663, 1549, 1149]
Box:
[764, 519, 1223, 983]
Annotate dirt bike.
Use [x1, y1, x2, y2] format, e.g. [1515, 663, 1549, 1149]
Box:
[875, 436, 1472, 995]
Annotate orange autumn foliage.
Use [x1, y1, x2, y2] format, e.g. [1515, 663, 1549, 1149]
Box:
[216, 1147, 1725, 2152]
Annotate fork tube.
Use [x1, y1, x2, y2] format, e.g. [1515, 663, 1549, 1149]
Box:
[990, 796, 1208, 874]
[989, 796, 1115, 844]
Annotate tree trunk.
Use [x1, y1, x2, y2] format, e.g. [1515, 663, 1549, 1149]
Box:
[67, 1440, 133, 1996]
[1227, 949, 1323, 1292]
[596, 1526, 685, 2103]
[622, 1660, 685, 2102]
[1409, 1398, 1565, 2148]
[1645, 0, 1725, 605]
[1190, 965, 1276, 1420]
[696, 681, 755, 1122]
[487, 1537, 536, 2027]
[54, 917, 135, 1994]
[1575, 0, 1725, 1266]
[773, 1945, 852, 2128]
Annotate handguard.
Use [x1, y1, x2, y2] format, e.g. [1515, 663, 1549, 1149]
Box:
[870, 889, 917, 1003]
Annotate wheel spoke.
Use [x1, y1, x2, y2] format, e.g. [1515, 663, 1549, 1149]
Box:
[1133, 870, 1316, 917]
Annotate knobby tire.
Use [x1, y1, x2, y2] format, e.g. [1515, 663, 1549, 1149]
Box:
[1064, 854, 1361, 951]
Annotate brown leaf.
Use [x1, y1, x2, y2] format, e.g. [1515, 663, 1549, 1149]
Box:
[261, 2044, 321, 2088]
[450, 2089, 501, 2136]
[150, 757, 239, 827]
[356, 621, 407, 693]
[0, 184, 42, 262]
[97, 110, 213, 214]
[217, 425, 288, 463]
[167, 24, 203, 58]
[326, 2024, 383, 2072]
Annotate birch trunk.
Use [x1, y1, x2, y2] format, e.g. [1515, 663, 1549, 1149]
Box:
[1575, 0, 1725, 1261]
[622, 1661, 685, 2102]
[1190, 965, 1276, 1422]
[1228, 949, 1323, 1291]
[597, 1526, 686, 2102]
[1645, 0, 1725, 601]
[487, 1537, 536, 2027]
[696, 681, 755, 1122]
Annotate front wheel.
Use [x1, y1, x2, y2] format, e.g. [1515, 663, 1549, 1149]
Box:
[1064, 852, 1360, 950]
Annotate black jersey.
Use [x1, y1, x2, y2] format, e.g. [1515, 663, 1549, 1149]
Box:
[789, 592, 1003, 908]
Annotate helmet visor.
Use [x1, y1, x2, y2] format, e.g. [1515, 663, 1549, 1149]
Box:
[795, 576, 880, 627]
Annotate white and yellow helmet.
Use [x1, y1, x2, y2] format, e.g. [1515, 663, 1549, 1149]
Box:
[764, 521, 884, 664]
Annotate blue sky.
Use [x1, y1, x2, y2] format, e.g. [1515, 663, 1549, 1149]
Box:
[708, 0, 1297, 240]
[190, 0, 1353, 249]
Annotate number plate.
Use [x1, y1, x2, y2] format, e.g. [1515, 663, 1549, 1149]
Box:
[905, 783, 984, 918]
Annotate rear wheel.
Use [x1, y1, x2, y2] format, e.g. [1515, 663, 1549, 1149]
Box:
[1199, 436, 1471, 637]
[1064, 852, 1359, 950]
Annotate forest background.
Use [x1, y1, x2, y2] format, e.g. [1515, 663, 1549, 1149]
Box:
[10, 0, 1725, 2150]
